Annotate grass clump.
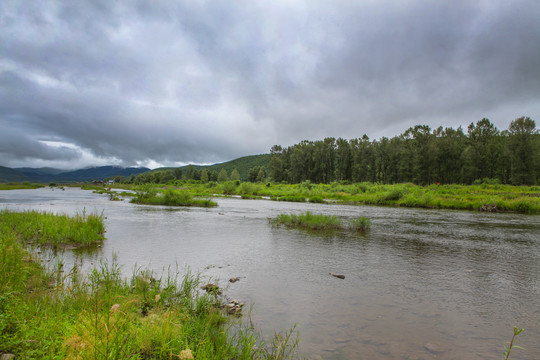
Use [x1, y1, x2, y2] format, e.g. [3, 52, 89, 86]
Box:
[0, 209, 105, 247]
[348, 216, 372, 232]
[131, 188, 217, 208]
[308, 196, 326, 203]
[273, 211, 341, 230]
[0, 211, 299, 359]
[273, 195, 307, 203]
[271, 211, 371, 234]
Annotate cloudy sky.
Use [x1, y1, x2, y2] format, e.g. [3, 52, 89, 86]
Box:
[1, 0, 539, 169]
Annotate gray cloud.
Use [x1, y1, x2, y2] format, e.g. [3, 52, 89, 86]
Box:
[1, 0, 539, 169]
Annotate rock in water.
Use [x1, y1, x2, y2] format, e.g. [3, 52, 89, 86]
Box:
[329, 272, 345, 279]
[202, 283, 222, 294]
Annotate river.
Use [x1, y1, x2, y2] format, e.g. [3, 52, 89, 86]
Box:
[1, 187, 539, 359]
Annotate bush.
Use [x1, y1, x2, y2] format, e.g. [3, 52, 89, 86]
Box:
[221, 181, 238, 195]
[308, 196, 325, 203]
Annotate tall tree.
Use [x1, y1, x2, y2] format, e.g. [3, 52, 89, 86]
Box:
[268, 145, 285, 183]
[463, 118, 501, 183]
[507, 116, 538, 185]
[200, 169, 209, 183]
[335, 137, 352, 181]
[217, 168, 228, 182]
[230, 168, 241, 181]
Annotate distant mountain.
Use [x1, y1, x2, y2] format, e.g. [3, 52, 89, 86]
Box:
[15, 167, 66, 176]
[1, 165, 150, 183]
[53, 166, 150, 182]
[1, 154, 270, 183]
[0, 166, 29, 182]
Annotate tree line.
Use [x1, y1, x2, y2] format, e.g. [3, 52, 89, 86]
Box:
[268, 117, 539, 185]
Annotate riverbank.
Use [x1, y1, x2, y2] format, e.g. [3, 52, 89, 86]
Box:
[0, 210, 297, 359]
[105, 182, 540, 214]
[3, 181, 538, 214]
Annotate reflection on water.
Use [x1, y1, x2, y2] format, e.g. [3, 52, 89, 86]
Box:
[1, 187, 539, 359]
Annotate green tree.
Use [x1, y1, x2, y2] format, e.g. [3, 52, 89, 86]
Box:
[174, 168, 183, 180]
[184, 165, 196, 180]
[433, 126, 466, 183]
[268, 145, 285, 182]
[463, 118, 501, 183]
[351, 135, 374, 182]
[507, 116, 538, 184]
[256, 167, 267, 182]
[335, 137, 352, 181]
[230, 168, 240, 181]
[218, 168, 228, 182]
[200, 169, 209, 183]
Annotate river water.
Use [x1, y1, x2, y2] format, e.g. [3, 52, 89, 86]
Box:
[1, 187, 539, 359]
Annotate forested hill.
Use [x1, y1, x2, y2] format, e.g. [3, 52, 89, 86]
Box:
[268, 117, 539, 185]
[145, 154, 271, 183]
[0, 166, 29, 182]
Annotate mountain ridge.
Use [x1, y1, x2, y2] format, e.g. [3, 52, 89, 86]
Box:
[0, 154, 271, 183]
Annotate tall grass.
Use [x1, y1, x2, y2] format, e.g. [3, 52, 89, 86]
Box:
[272, 211, 371, 232]
[122, 181, 540, 214]
[0, 182, 44, 190]
[0, 211, 299, 359]
[0, 209, 105, 246]
[131, 188, 217, 207]
[273, 211, 341, 230]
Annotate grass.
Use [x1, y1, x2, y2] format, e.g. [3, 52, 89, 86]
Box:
[0, 211, 299, 359]
[131, 187, 217, 208]
[72, 180, 540, 214]
[348, 216, 372, 232]
[0, 209, 105, 247]
[271, 211, 371, 233]
[5, 179, 540, 214]
[175, 181, 540, 214]
[0, 182, 45, 190]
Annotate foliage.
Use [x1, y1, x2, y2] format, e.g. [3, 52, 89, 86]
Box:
[230, 168, 241, 181]
[218, 168, 229, 182]
[268, 117, 539, 185]
[308, 195, 325, 203]
[503, 326, 524, 360]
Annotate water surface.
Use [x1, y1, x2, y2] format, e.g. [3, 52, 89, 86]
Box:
[1, 187, 539, 359]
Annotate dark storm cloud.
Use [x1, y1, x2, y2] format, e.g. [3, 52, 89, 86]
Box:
[1, 0, 538, 168]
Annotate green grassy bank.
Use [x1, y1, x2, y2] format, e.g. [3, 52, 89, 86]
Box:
[4, 180, 539, 213]
[119, 181, 540, 214]
[0, 211, 297, 359]
[0, 182, 45, 190]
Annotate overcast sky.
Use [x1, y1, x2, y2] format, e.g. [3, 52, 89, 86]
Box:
[1, 0, 539, 169]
